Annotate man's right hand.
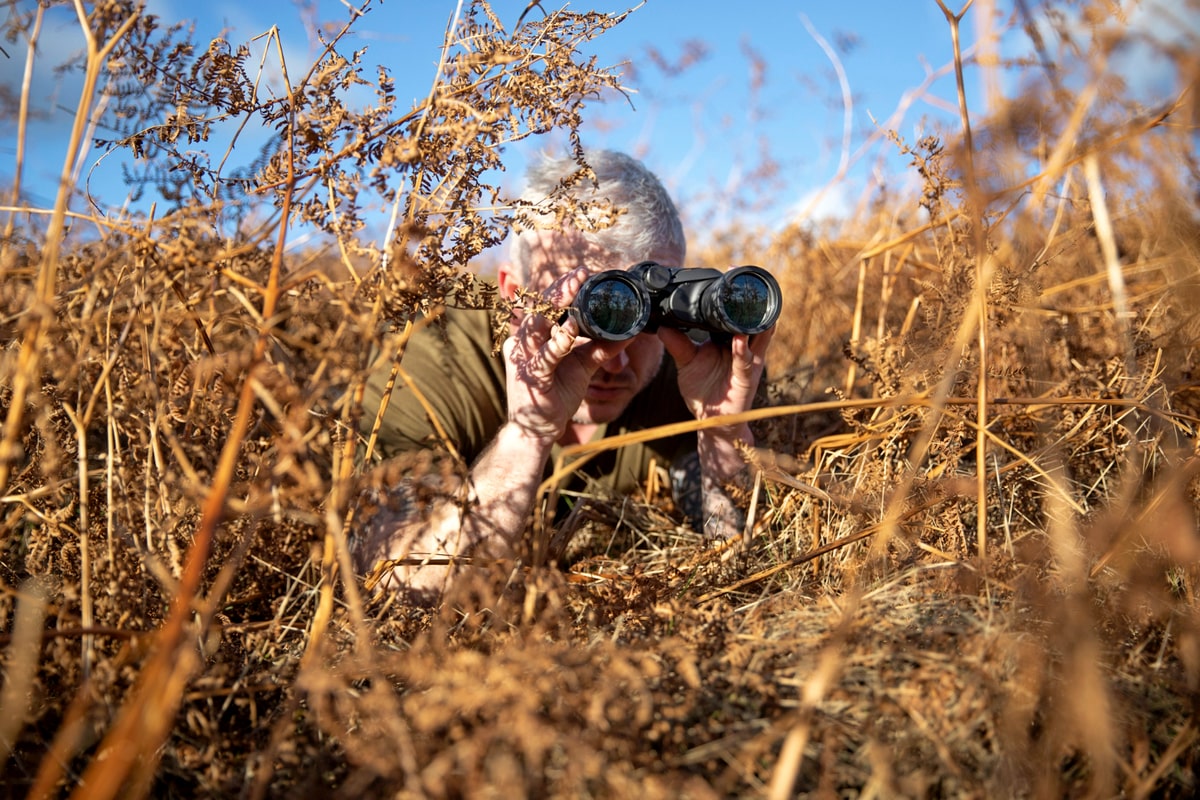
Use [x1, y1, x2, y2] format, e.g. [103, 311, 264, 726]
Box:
[501, 266, 633, 444]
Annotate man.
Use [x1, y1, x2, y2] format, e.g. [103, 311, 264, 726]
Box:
[353, 150, 774, 601]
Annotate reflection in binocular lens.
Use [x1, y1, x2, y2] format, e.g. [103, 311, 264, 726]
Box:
[720, 273, 770, 328]
[586, 280, 643, 336]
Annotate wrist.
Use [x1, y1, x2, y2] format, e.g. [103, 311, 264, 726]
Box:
[465, 422, 557, 549]
[697, 424, 752, 482]
[495, 419, 559, 458]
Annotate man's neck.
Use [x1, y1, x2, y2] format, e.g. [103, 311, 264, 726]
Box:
[557, 421, 599, 447]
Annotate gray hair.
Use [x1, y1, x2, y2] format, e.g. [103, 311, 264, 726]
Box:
[509, 150, 687, 282]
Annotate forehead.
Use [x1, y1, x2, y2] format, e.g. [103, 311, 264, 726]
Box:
[520, 228, 679, 290]
[521, 229, 621, 286]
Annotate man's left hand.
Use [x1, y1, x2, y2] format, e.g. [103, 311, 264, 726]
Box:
[658, 327, 775, 429]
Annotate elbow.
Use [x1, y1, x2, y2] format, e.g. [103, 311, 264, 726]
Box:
[350, 485, 468, 606]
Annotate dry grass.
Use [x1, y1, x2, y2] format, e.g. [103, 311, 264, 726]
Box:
[2, 1, 1199, 798]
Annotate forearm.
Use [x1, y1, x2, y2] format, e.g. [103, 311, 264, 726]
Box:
[462, 422, 556, 550]
[660, 325, 773, 539]
[355, 423, 554, 598]
[696, 423, 754, 539]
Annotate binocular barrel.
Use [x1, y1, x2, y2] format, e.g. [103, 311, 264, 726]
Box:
[565, 261, 781, 342]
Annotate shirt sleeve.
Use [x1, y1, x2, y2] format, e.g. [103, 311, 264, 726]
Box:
[360, 309, 507, 465]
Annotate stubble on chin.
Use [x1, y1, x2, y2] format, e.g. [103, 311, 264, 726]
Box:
[570, 399, 622, 426]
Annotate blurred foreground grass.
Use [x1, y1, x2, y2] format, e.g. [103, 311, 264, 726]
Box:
[1, 1, 1199, 797]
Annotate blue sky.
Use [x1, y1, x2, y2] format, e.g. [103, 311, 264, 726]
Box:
[2, 0, 1196, 244]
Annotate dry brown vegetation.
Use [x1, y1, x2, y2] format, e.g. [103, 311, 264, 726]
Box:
[2, 1, 1199, 797]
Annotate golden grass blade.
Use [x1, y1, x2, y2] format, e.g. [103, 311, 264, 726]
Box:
[0, 7, 140, 492]
[1084, 153, 1137, 379]
[0, 577, 49, 768]
[65, 52, 296, 800]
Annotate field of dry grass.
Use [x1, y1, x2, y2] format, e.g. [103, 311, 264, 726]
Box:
[2, 1, 1199, 797]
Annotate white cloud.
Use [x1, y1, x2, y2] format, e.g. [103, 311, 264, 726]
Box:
[787, 180, 856, 225]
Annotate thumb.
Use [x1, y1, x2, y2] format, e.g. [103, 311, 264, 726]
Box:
[658, 327, 699, 369]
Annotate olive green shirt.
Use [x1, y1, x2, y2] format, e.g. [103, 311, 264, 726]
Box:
[361, 307, 697, 497]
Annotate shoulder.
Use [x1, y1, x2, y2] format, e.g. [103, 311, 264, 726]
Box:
[404, 306, 502, 378]
[363, 306, 506, 461]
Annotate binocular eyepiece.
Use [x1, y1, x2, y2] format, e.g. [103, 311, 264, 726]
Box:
[564, 261, 781, 342]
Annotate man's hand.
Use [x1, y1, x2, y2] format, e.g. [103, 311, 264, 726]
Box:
[502, 266, 634, 443]
[658, 327, 775, 428]
[659, 326, 775, 538]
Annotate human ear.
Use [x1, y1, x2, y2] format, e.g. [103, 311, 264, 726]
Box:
[497, 263, 522, 300]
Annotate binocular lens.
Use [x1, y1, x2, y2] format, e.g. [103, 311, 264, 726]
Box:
[584, 278, 645, 338]
[720, 272, 774, 329]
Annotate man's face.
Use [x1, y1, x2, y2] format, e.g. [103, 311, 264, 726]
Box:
[572, 334, 663, 425]
[509, 229, 674, 426]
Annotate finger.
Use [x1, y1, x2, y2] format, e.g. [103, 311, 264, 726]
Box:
[507, 305, 525, 337]
[501, 334, 519, 366]
[544, 265, 591, 308]
[508, 308, 551, 357]
[514, 296, 554, 342]
[505, 319, 578, 385]
[518, 320, 575, 379]
[503, 328, 541, 370]
[749, 325, 776, 361]
[658, 326, 699, 368]
[730, 328, 775, 377]
[541, 319, 578, 370]
[730, 334, 752, 369]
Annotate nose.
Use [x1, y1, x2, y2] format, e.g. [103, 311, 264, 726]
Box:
[598, 348, 630, 374]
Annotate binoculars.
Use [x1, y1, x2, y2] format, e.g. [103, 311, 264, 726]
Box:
[563, 261, 781, 342]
